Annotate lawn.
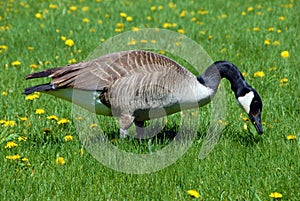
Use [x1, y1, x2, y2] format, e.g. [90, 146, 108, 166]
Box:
[1, 0, 299, 200]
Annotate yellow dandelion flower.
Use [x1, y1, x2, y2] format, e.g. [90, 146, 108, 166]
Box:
[18, 136, 28, 141]
[64, 135, 74, 141]
[97, 20, 103, 24]
[0, 45, 8, 50]
[241, 11, 246, 16]
[131, 27, 139, 32]
[140, 39, 148, 44]
[89, 123, 98, 128]
[35, 108, 45, 114]
[65, 39, 75, 47]
[11, 60, 21, 66]
[2, 91, 8, 95]
[120, 12, 127, 18]
[30, 64, 39, 69]
[5, 141, 18, 148]
[49, 4, 58, 9]
[128, 39, 137, 45]
[158, 5, 163, 10]
[21, 157, 29, 162]
[278, 16, 285, 21]
[61, 36, 66, 41]
[47, 115, 58, 121]
[281, 51, 289, 58]
[254, 71, 265, 78]
[55, 157, 66, 165]
[168, 2, 176, 9]
[68, 58, 77, 64]
[150, 6, 156, 11]
[242, 72, 247, 77]
[28, 46, 34, 50]
[126, 16, 133, 22]
[187, 190, 200, 198]
[273, 41, 280, 46]
[280, 78, 288, 84]
[89, 28, 96, 33]
[208, 35, 213, 40]
[115, 28, 122, 33]
[269, 192, 283, 198]
[243, 123, 248, 130]
[177, 29, 185, 34]
[264, 39, 271, 45]
[277, 29, 282, 33]
[57, 118, 70, 125]
[6, 154, 21, 160]
[82, 6, 89, 12]
[146, 16, 152, 21]
[268, 27, 275, 32]
[179, 10, 187, 18]
[35, 13, 42, 19]
[253, 27, 260, 31]
[116, 23, 124, 28]
[70, 6, 77, 11]
[26, 92, 40, 100]
[247, 6, 254, 12]
[82, 18, 90, 23]
[151, 40, 157, 44]
[286, 134, 296, 140]
[20, 117, 28, 121]
[4, 120, 16, 127]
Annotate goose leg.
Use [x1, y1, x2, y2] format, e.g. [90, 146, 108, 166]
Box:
[119, 114, 134, 138]
[134, 121, 145, 138]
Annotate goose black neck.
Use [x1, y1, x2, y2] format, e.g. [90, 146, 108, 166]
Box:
[214, 61, 251, 98]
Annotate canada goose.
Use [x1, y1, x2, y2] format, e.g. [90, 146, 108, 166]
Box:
[23, 50, 263, 137]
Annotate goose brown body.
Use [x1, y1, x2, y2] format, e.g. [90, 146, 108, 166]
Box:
[24, 50, 215, 135]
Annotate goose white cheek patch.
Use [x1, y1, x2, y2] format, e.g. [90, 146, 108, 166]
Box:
[238, 91, 254, 114]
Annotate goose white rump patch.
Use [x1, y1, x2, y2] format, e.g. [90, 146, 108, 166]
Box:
[238, 91, 254, 113]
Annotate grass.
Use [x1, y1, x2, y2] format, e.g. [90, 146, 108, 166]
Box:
[1, 0, 299, 200]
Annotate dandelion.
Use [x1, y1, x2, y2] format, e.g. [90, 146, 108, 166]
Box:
[116, 23, 124, 28]
[247, 6, 254, 12]
[25, 92, 40, 100]
[49, 4, 58, 9]
[177, 29, 185, 34]
[6, 154, 21, 160]
[281, 51, 289, 58]
[5, 141, 18, 148]
[280, 78, 288, 84]
[65, 39, 75, 47]
[68, 58, 77, 64]
[30, 64, 39, 69]
[64, 135, 74, 141]
[126, 16, 133, 22]
[0, 45, 8, 50]
[128, 39, 137, 45]
[243, 123, 248, 130]
[2, 91, 8, 95]
[253, 27, 260, 31]
[120, 12, 127, 18]
[70, 6, 77, 11]
[168, 2, 176, 9]
[264, 39, 271, 45]
[268, 27, 275, 32]
[82, 6, 89, 12]
[131, 27, 139, 32]
[158, 5, 163, 10]
[208, 35, 213, 40]
[146, 16, 152, 21]
[273, 41, 280, 46]
[3, 120, 16, 127]
[187, 190, 200, 198]
[55, 157, 66, 165]
[140, 39, 148, 44]
[57, 118, 70, 125]
[286, 134, 296, 140]
[277, 29, 282, 33]
[35, 108, 45, 114]
[278, 16, 285, 21]
[18, 136, 28, 141]
[254, 71, 265, 78]
[241, 11, 246, 16]
[179, 10, 187, 17]
[47, 115, 58, 121]
[11, 60, 21, 66]
[269, 192, 283, 199]
[35, 13, 42, 19]
[89, 123, 98, 128]
[20, 117, 28, 121]
[150, 6, 156, 11]
[115, 28, 122, 33]
[82, 18, 90, 23]
[28, 46, 34, 50]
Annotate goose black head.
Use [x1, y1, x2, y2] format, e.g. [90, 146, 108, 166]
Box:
[237, 89, 263, 134]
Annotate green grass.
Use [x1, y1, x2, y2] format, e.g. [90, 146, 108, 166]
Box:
[1, 0, 299, 200]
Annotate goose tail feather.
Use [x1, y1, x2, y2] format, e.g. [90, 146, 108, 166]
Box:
[23, 83, 54, 95]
